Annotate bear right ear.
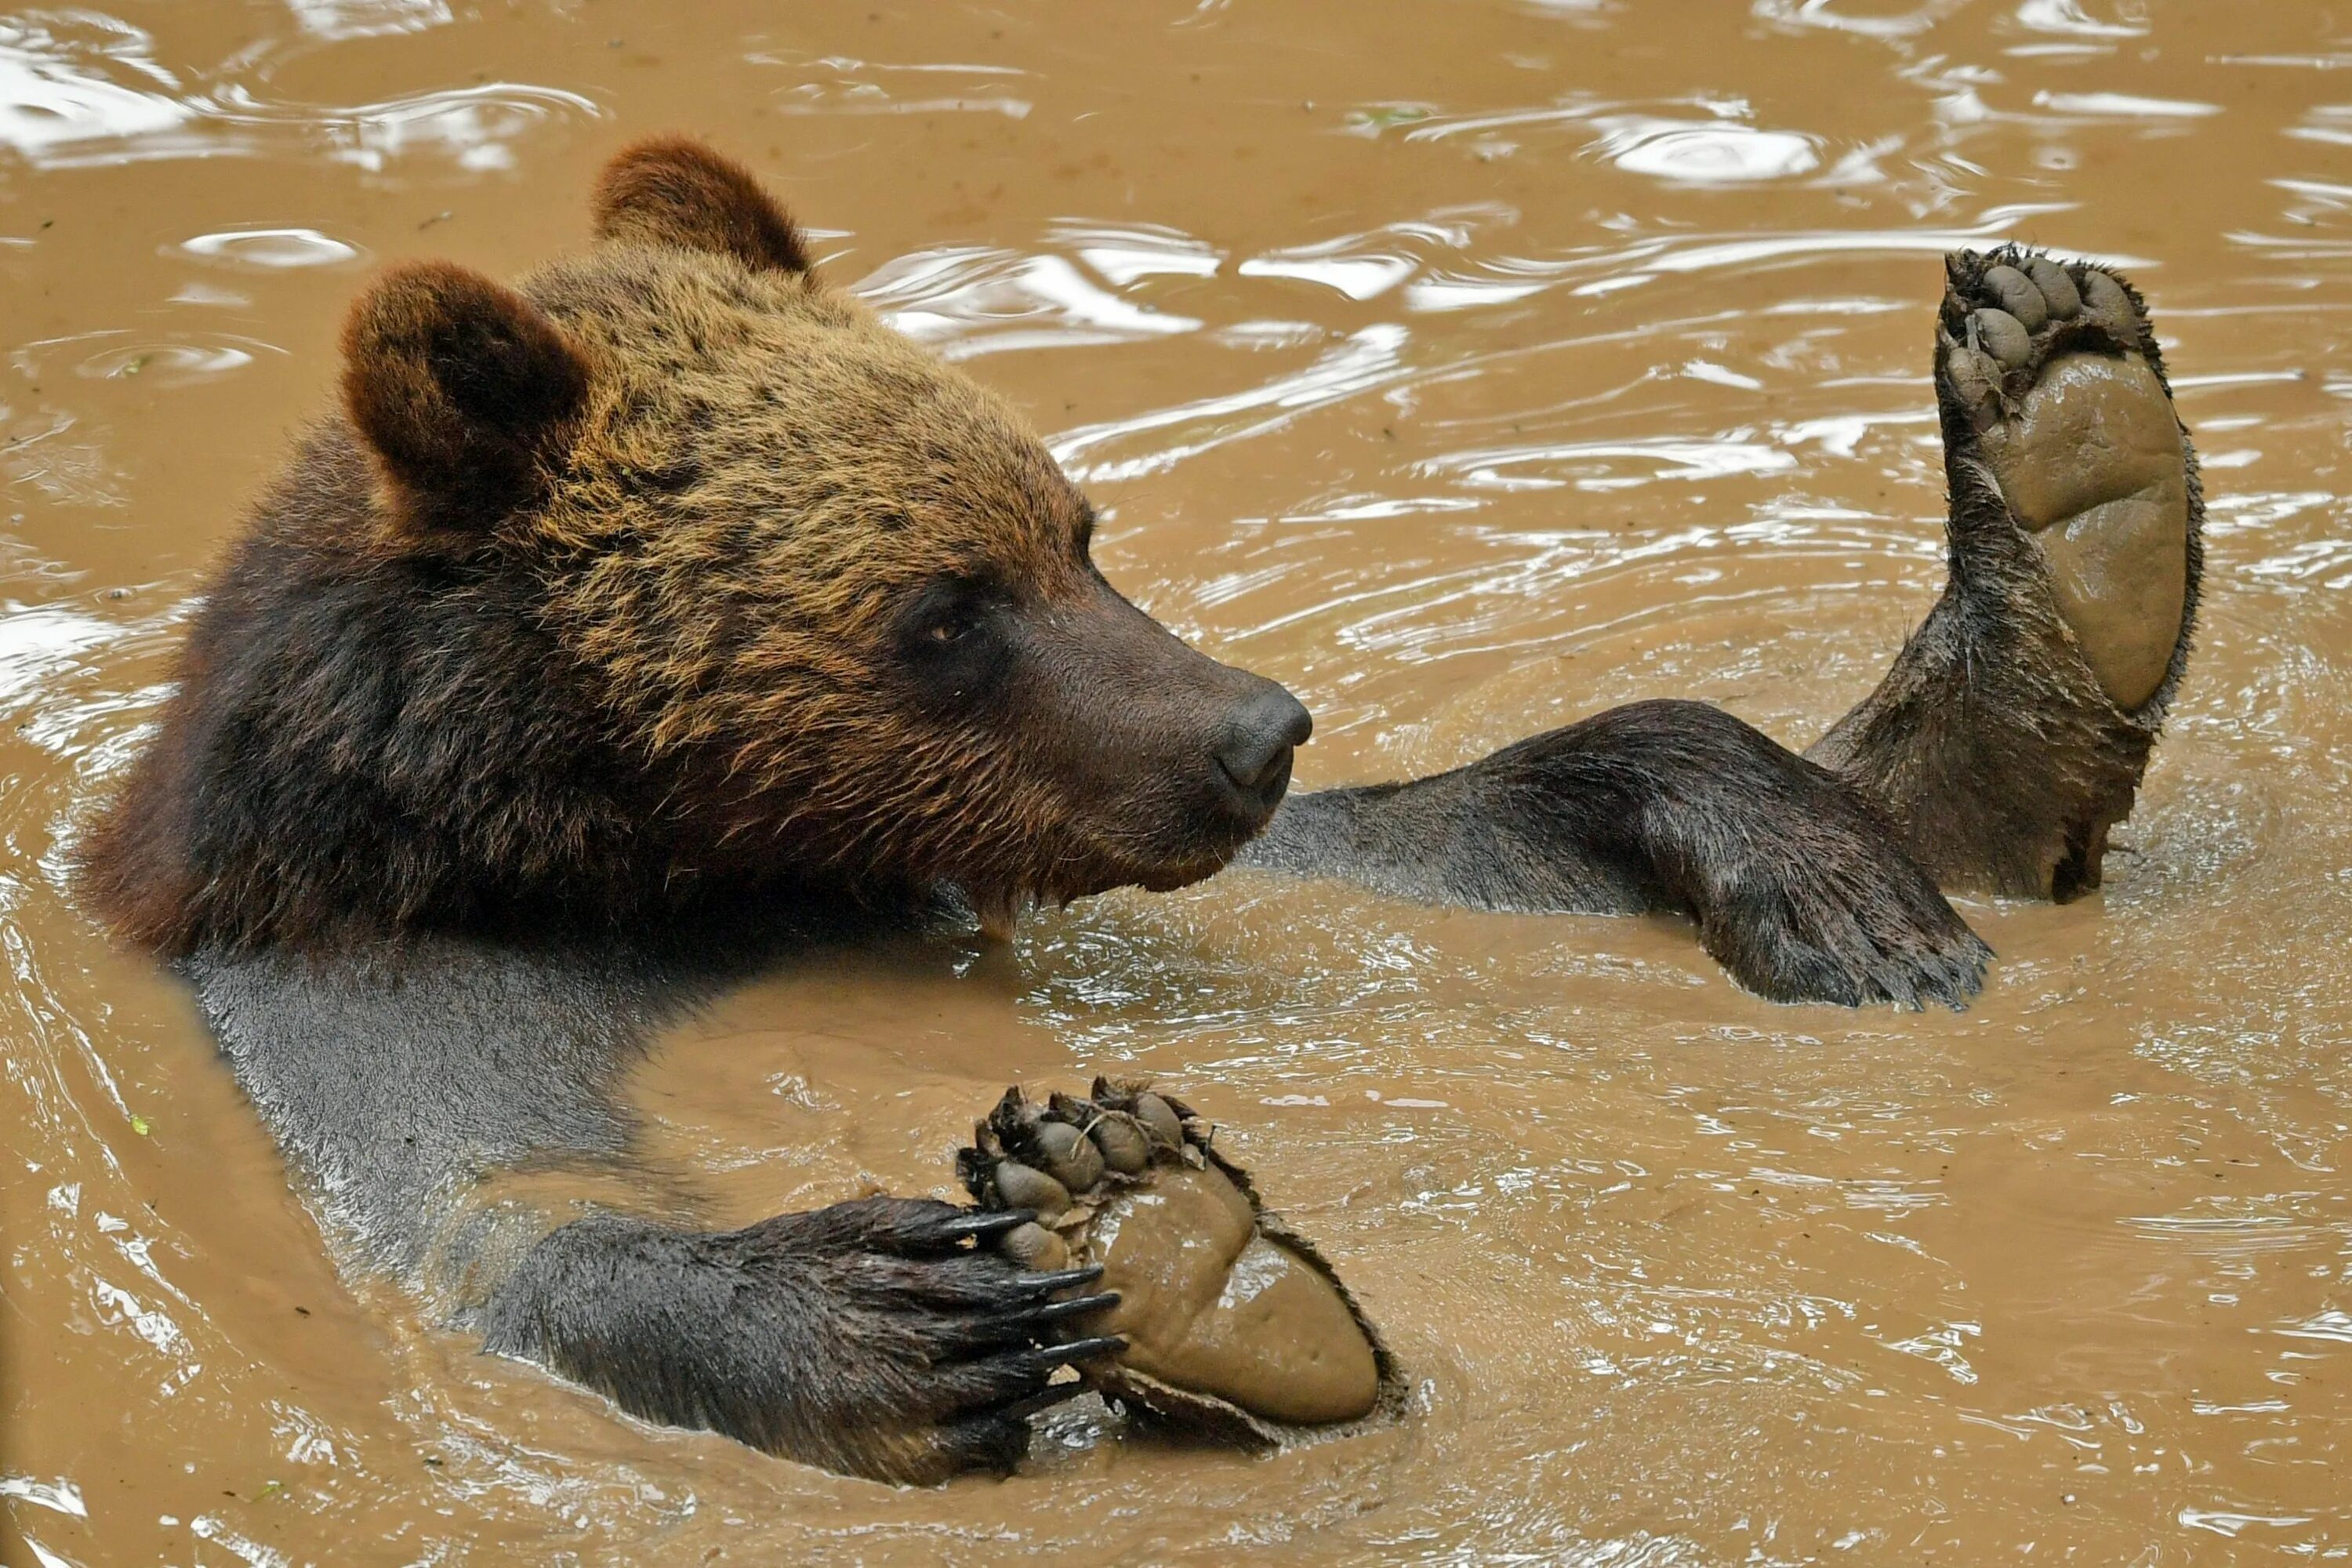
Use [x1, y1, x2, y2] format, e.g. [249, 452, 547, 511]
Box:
[591, 136, 813, 275]
[341, 260, 590, 535]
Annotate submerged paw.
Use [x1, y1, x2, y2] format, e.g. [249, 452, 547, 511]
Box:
[956, 1080, 1399, 1445]
[1938, 248, 2193, 713]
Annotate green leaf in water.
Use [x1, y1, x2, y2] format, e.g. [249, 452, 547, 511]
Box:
[1348, 103, 1435, 132]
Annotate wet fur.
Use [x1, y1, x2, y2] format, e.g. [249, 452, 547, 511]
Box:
[1250, 248, 2196, 987]
[1245, 700, 1989, 1007]
[80, 142, 1174, 1483]
[79, 144, 1217, 956]
[188, 914, 1114, 1484]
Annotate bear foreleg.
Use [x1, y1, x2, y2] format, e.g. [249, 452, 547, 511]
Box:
[1242, 699, 1991, 1008]
[187, 937, 1117, 1484]
[481, 1200, 1118, 1483]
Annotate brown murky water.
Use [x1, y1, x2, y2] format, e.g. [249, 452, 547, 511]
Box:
[5, 2, 2351, 1563]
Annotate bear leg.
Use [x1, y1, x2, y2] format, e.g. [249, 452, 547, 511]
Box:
[1806, 248, 2203, 900]
[1246, 700, 1991, 1008]
[190, 938, 1120, 1485]
[481, 1199, 1121, 1484]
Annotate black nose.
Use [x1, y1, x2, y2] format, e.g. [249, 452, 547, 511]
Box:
[1214, 683, 1313, 799]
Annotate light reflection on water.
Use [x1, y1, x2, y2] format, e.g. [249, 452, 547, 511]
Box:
[0, 13, 598, 171]
[173, 227, 365, 270]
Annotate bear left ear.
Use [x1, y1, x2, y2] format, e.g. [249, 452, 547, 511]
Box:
[591, 136, 813, 275]
[341, 260, 592, 535]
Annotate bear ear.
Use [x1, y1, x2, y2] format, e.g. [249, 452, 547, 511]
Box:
[340, 260, 590, 534]
[591, 136, 813, 275]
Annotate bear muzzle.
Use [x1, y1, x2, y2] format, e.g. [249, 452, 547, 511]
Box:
[1210, 681, 1312, 824]
[974, 575, 1316, 902]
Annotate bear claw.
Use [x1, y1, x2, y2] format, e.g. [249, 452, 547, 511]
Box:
[956, 1080, 1406, 1448]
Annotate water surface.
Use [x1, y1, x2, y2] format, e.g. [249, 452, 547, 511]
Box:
[4, 2, 2350, 1563]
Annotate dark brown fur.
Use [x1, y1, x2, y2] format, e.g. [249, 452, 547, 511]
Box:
[341, 261, 592, 535]
[77, 138, 1318, 1486]
[592, 134, 815, 276]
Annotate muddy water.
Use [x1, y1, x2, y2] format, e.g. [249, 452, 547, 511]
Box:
[5, 1, 2351, 1562]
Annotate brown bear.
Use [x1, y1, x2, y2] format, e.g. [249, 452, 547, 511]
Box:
[75, 140, 2198, 1483]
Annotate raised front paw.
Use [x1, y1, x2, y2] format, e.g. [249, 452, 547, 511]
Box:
[1937, 247, 2196, 715]
[955, 1080, 1403, 1449]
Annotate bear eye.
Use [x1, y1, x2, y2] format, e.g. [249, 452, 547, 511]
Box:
[900, 572, 1003, 660]
[898, 572, 1016, 708]
[922, 586, 986, 644]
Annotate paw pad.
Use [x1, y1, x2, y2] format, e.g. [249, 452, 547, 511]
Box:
[1938, 246, 2192, 713]
[958, 1079, 1403, 1445]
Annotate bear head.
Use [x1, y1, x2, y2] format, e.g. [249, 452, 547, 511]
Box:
[79, 138, 1311, 953]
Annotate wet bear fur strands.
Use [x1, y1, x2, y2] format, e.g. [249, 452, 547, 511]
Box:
[1243, 699, 1993, 1010]
[76, 136, 2188, 1483]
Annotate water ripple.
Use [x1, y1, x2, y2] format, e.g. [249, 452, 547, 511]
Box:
[857, 244, 1201, 358]
[173, 227, 364, 271]
[0, 16, 600, 171]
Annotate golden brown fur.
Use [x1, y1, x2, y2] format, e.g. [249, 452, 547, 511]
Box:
[521, 245, 1106, 898]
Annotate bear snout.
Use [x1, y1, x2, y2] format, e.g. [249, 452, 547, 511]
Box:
[1212, 682, 1312, 821]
